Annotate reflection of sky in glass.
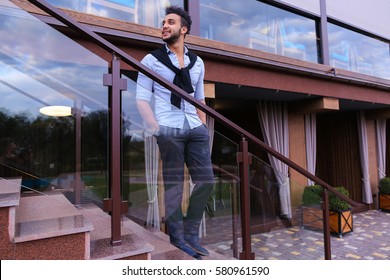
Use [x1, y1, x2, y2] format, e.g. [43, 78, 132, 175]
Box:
[0, 62, 72, 112]
[45, 0, 184, 27]
[0, 1, 108, 117]
[25, 0, 390, 80]
[328, 23, 390, 79]
[199, 0, 318, 63]
[44, 0, 87, 10]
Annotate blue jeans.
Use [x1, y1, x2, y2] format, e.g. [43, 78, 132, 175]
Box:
[156, 121, 214, 237]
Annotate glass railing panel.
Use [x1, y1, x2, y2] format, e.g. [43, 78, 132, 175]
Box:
[119, 61, 335, 260]
[0, 0, 109, 259]
[203, 130, 240, 259]
[249, 156, 281, 232]
[122, 68, 242, 258]
[249, 154, 328, 260]
[121, 71, 153, 227]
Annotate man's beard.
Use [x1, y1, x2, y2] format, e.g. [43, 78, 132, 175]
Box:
[162, 29, 180, 44]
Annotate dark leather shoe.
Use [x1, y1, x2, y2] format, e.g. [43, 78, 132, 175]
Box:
[186, 240, 209, 256]
[172, 241, 203, 260]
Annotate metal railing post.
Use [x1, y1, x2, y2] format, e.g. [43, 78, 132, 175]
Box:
[322, 189, 331, 260]
[103, 54, 128, 246]
[237, 137, 255, 260]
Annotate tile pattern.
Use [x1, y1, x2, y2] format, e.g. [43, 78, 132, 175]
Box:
[204, 210, 390, 260]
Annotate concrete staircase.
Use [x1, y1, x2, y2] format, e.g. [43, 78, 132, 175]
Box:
[0, 177, 153, 260]
[1, 177, 226, 260]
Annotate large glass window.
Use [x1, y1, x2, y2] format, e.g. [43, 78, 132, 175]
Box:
[199, 0, 319, 63]
[328, 23, 390, 79]
[46, 0, 183, 28]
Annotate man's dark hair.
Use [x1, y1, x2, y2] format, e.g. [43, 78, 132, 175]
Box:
[166, 5, 192, 35]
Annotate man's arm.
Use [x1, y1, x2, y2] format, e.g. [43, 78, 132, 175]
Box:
[194, 57, 207, 125]
[136, 55, 160, 132]
[136, 99, 159, 132]
[196, 99, 207, 125]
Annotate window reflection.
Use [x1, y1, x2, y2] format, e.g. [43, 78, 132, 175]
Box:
[0, 1, 109, 202]
[199, 0, 319, 63]
[328, 23, 390, 79]
[39, 0, 390, 80]
[46, 0, 184, 27]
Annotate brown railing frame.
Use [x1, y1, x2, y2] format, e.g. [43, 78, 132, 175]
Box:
[26, 0, 360, 259]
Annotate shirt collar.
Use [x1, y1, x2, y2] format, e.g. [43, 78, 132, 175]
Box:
[164, 44, 189, 56]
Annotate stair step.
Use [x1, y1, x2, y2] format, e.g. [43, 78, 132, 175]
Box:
[121, 219, 195, 260]
[78, 204, 154, 260]
[0, 178, 22, 208]
[0, 178, 22, 243]
[14, 194, 93, 243]
[2, 193, 93, 259]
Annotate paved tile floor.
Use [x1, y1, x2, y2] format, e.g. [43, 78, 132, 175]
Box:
[205, 210, 390, 260]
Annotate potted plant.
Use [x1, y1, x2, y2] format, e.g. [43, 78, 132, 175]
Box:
[328, 186, 353, 237]
[302, 185, 353, 237]
[379, 177, 390, 212]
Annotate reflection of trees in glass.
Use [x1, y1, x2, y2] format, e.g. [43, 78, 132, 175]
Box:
[0, 110, 75, 189]
[82, 110, 108, 173]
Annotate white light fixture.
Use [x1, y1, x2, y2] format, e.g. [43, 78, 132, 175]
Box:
[39, 105, 72, 117]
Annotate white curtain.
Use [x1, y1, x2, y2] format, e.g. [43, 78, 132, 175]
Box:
[357, 111, 373, 204]
[256, 101, 292, 218]
[206, 114, 215, 153]
[376, 119, 387, 179]
[305, 113, 317, 186]
[145, 135, 160, 229]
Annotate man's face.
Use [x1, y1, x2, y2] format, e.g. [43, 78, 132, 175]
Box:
[161, 13, 186, 44]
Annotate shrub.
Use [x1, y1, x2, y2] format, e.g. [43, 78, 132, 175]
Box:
[379, 177, 390, 194]
[302, 185, 323, 207]
[302, 185, 351, 211]
[329, 186, 351, 211]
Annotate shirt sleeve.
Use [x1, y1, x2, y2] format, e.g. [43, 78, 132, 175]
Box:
[194, 57, 205, 101]
[136, 54, 154, 102]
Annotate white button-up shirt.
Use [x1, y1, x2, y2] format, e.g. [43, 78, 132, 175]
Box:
[136, 45, 205, 129]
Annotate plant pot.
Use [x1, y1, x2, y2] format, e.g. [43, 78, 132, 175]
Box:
[302, 206, 322, 230]
[379, 193, 390, 212]
[329, 209, 353, 237]
[302, 206, 353, 237]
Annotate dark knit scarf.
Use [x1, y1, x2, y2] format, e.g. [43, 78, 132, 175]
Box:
[151, 46, 197, 109]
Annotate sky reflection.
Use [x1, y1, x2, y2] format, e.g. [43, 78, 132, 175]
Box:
[0, 2, 108, 117]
